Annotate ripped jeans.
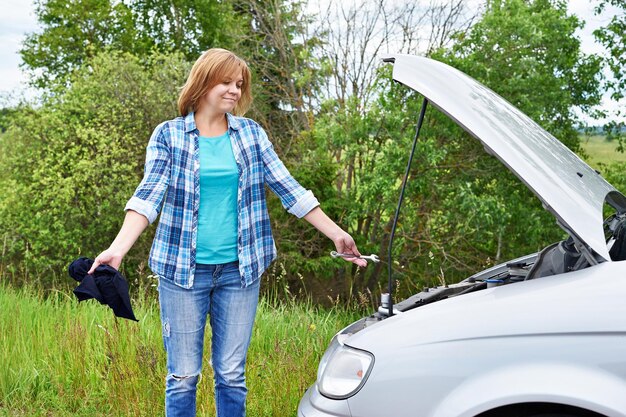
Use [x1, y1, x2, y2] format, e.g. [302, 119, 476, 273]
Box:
[157, 262, 260, 417]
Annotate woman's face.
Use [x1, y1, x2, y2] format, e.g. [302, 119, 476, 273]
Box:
[200, 69, 244, 114]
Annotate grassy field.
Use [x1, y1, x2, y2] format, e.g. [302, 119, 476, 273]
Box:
[579, 134, 626, 167]
[0, 283, 362, 416]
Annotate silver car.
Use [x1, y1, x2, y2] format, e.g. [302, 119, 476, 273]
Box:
[298, 54, 626, 417]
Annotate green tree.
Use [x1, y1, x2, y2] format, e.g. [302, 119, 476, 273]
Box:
[20, 0, 323, 150]
[594, 0, 626, 102]
[132, 0, 241, 60]
[271, 0, 478, 297]
[298, 0, 608, 298]
[20, 0, 241, 89]
[20, 0, 140, 88]
[231, 0, 326, 151]
[0, 106, 21, 133]
[422, 0, 605, 281]
[594, 0, 625, 148]
[442, 0, 603, 150]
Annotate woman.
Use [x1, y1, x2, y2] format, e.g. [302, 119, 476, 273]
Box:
[88, 48, 366, 416]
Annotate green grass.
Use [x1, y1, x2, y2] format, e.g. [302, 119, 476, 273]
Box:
[0, 283, 362, 416]
[580, 134, 626, 167]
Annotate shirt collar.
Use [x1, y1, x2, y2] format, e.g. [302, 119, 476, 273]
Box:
[184, 112, 196, 133]
[226, 113, 242, 131]
[184, 112, 242, 133]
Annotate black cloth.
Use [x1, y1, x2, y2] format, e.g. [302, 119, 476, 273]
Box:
[68, 257, 138, 322]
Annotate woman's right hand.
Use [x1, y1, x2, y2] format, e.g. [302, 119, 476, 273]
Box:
[88, 249, 123, 274]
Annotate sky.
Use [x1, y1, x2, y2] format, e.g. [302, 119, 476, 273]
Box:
[0, 0, 622, 122]
[0, 0, 38, 104]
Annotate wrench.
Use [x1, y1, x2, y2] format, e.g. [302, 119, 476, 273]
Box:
[330, 251, 380, 263]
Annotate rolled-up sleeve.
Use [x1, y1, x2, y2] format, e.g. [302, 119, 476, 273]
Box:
[260, 129, 319, 218]
[125, 122, 171, 224]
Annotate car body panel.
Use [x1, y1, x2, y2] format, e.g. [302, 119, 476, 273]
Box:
[384, 53, 626, 261]
[434, 360, 626, 417]
[346, 335, 626, 417]
[299, 386, 352, 417]
[341, 262, 626, 417]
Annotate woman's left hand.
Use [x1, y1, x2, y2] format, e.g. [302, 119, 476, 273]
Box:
[302, 207, 368, 267]
[333, 231, 367, 268]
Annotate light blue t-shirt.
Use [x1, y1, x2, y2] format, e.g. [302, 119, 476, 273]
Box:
[197, 131, 239, 264]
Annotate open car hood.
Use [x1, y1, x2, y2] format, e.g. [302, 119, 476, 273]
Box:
[384, 54, 626, 262]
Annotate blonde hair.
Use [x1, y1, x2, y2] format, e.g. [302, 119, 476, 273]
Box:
[178, 48, 253, 116]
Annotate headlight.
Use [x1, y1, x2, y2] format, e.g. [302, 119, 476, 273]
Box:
[317, 334, 375, 399]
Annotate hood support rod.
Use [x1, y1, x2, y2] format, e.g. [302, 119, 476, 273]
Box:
[387, 97, 429, 316]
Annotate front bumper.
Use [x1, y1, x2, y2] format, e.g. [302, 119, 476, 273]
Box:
[298, 385, 351, 417]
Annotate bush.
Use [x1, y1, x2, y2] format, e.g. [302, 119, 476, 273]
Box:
[0, 51, 190, 284]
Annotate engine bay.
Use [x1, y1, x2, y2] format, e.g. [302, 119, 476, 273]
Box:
[341, 213, 626, 336]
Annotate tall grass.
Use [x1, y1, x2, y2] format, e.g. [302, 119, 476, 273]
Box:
[0, 282, 362, 416]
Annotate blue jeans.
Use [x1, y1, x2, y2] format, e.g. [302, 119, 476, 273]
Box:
[158, 262, 260, 417]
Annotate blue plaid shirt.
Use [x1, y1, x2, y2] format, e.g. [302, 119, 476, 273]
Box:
[125, 112, 319, 288]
